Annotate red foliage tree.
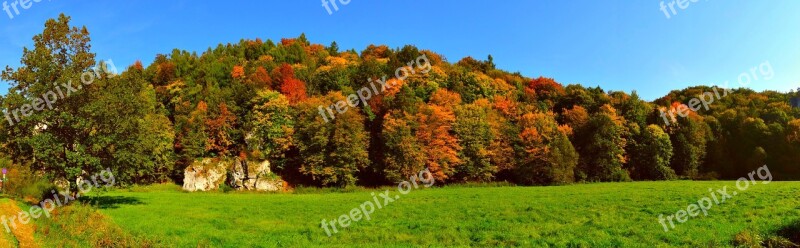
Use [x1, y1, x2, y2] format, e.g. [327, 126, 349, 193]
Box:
[249, 67, 272, 88]
[132, 60, 144, 71]
[524, 76, 565, 102]
[281, 38, 296, 46]
[274, 64, 307, 104]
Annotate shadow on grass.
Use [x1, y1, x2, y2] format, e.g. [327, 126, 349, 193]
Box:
[732, 221, 800, 247]
[777, 220, 800, 245]
[79, 196, 144, 209]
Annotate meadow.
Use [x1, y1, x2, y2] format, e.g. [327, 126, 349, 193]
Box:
[69, 181, 800, 247]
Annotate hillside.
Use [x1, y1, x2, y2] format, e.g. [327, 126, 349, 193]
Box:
[1, 14, 800, 191]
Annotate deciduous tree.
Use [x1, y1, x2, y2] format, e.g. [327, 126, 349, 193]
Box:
[294, 92, 369, 187]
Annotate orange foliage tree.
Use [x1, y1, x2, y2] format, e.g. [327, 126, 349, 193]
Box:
[516, 112, 578, 185]
[249, 67, 272, 89]
[417, 97, 462, 181]
[155, 61, 176, 86]
[231, 65, 245, 80]
[562, 105, 590, 135]
[205, 102, 237, 156]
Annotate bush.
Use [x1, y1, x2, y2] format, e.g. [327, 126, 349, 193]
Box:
[19, 179, 57, 204]
[292, 185, 362, 194]
[219, 183, 234, 193]
[763, 236, 796, 248]
[695, 171, 721, 181]
[732, 230, 800, 248]
[733, 230, 763, 247]
[609, 169, 632, 182]
[3, 163, 56, 204]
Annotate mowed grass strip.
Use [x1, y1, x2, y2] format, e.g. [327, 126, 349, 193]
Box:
[93, 181, 800, 247]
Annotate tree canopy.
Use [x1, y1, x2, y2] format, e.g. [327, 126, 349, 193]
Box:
[3, 14, 800, 188]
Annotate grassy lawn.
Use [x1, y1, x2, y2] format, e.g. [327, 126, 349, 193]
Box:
[89, 181, 800, 247]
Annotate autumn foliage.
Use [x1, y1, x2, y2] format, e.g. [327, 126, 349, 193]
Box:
[6, 18, 800, 188]
[417, 103, 462, 181]
[275, 64, 307, 104]
[525, 76, 565, 103]
[205, 103, 237, 156]
[249, 67, 272, 88]
[231, 65, 245, 80]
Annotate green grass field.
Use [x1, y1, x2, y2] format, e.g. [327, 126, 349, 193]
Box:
[88, 181, 800, 247]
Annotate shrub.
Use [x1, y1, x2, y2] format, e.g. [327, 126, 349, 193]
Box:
[733, 230, 763, 248]
[763, 236, 796, 248]
[219, 183, 234, 193]
[3, 163, 56, 204]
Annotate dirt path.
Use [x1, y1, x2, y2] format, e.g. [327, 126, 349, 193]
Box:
[0, 199, 38, 248]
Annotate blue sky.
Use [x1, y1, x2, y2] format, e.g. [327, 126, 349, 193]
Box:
[0, 0, 798, 100]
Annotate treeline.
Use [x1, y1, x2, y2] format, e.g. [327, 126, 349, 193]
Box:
[2, 15, 800, 188]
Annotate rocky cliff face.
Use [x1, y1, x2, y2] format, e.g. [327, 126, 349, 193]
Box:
[230, 159, 283, 191]
[182, 158, 228, 192]
[183, 158, 284, 192]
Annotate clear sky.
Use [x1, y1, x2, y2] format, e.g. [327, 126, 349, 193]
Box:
[1, 0, 798, 100]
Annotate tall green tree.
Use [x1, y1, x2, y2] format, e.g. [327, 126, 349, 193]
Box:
[574, 105, 629, 182]
[245, 90, 294, 167]
[294, 92, 369, 187]
[629, 125, 675, 180]
[667, 114, 709, 178]
[453, 102, 495, 181]
[1, 14, 98, 184]
[381, 110, 425, 182]
[87, 65, 175, 183]
[1, 14, 173, 185]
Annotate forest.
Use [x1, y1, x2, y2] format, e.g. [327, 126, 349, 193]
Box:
[2, 14, 800, 189]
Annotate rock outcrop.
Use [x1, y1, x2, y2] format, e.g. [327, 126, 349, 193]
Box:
[230, 159, 284, 192]
[182, 158, 228, 192]
[183, 157, 284, 192]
